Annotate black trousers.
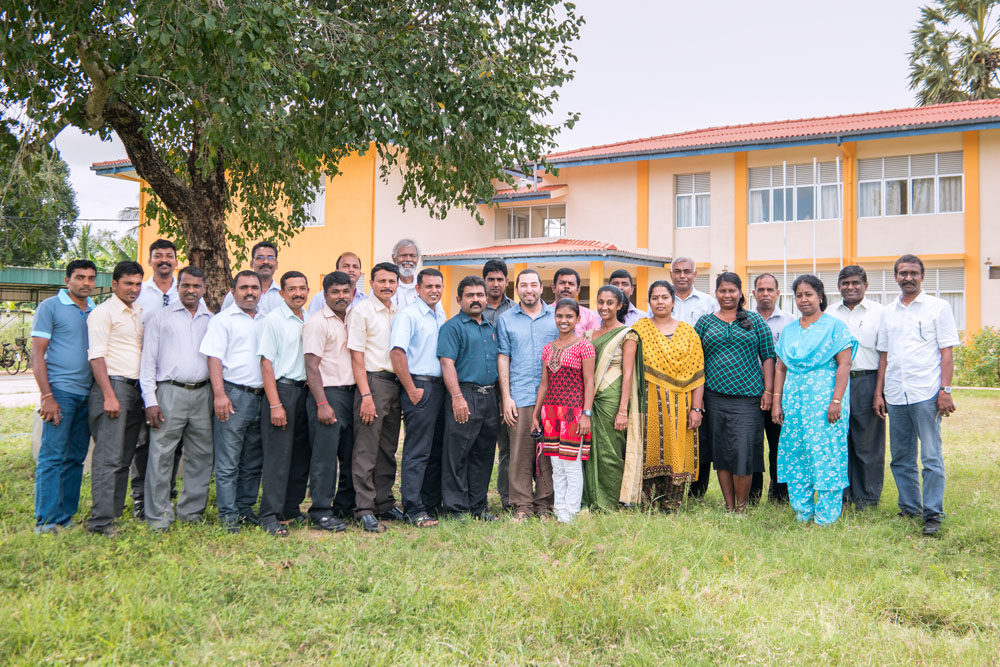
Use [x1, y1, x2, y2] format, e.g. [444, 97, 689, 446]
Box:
[750, 409, 788, 504]
[259, 382, 311, 527]
[306, 385, 356, 521]
[845, 371, 886, 510]
[441, 386, 499, 515]
[399, 378, 445, 518]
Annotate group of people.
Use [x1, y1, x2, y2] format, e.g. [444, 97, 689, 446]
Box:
[31, 235, 958, 538]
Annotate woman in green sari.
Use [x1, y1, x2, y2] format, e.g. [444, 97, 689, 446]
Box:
[582, 285, 645, 510]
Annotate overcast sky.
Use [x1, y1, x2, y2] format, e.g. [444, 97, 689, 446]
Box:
[54, 0, 927, 231]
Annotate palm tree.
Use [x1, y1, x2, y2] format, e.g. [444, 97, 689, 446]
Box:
[909, 0, 1000, 105]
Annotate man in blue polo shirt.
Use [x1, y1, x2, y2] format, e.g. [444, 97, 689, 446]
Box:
[30, 259, 98, 534]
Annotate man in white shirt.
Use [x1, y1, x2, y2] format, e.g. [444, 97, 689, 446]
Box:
[829, 265, 887, 511]
[221, 241, 284, 314]
[391, 239, 421, 310]
[875, 255, 959, 537]
[306, 251, 367, 316]
[652, 256, 718, 326]
[200, 270, 265, 532]
[749, 273, 796, 505]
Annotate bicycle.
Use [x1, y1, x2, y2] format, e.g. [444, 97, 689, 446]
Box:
[0, 337, 30, 375]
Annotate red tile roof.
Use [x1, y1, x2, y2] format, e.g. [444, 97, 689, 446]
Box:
[433, 238, 616, 257]
[547, 98, 1000, 164]
[493, 184, 565, 195]
[422, 238, 671, 267]
[91, 159, 133, 168]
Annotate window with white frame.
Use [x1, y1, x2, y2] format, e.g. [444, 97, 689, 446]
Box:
[302, 175, 326, 227]
[748, 162, 842, 224]
[494, 204, 566, 240]
[675, 173, 710, 228]
[857, 152, 962, 218]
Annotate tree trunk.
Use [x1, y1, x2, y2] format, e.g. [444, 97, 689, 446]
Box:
[180, 207, 232, 312]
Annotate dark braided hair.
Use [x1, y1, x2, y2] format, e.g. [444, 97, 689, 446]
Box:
[716, 272, 753, 330]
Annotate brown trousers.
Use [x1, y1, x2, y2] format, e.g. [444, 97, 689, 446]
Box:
[351, 374, 401, 518]
[507, 406, 554, 514]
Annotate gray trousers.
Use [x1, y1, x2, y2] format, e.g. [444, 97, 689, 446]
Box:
[352, 374, 401, 518]
[145, 383, 214, 529]
[846, 371, 886, 510]
[87, 379, 144, 531]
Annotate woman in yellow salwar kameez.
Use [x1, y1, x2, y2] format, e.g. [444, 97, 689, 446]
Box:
[623, 281, 705, 512]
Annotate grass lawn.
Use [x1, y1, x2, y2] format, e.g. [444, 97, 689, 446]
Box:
[1, 390, 998, 665]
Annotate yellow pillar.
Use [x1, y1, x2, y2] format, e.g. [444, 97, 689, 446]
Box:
[733, 153, 748, 287]
[963, 131, 981, 331]
[839, 142, 857, 265]
[589, 260, 604, 309]
[636, 161, 650, 310]
[635, 266, 649, 310]
[440, 265, 454, 317]
[512, 262, 528, 303]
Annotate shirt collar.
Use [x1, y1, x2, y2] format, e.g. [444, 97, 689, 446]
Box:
[278, 301, 305, 322]
[225, 302, 258, 318]
[143, 276, 175, 295]
[458, 310, 489, 326]
[895, 290, 927, 307]
[415, 298, 437, 317]
[167, 297, 211, 318]
[322, 303, 347, 323]
[57, 288, 95, 310]
[370, 297, 395, 314]
[109, 292, 136, 313]
[677, 288, 706, 303]
[513, 301, 553, 317]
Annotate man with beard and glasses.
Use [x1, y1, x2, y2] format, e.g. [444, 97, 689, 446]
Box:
[391, 239, 421, 310]
[257, 271, 312, 537]
[829, 265, 886, 511]
[302, 271, 357, 532]
[306, 252, 368, 316]
[551, 268, 601, 334]
[609, 269, 644, 326]
[498, 269, 558, 521]
[482, 259, 515, 509]
[748, 273, 796, 505]
[875, 254, 958, 537]
[223, 241, 284, 314]
[438, 276, 500, 520]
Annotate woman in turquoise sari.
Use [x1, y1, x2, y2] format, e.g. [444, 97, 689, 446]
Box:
[582, 285, 644, 510]
[771, 274, 857, 525]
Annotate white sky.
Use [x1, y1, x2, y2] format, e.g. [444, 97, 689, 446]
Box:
[55, 0, 927, 230]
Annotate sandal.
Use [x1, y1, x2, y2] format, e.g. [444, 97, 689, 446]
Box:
[512, 511, 532, 522]
[410, 512, 438, 528]
[264, 522, 290, 538]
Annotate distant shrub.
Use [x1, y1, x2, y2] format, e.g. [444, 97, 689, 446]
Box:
[955, 326, 1000, 388]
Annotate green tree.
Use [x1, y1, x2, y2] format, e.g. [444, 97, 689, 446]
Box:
[0, 1, 581, 308]
[0, 125, 79, 267]
[63, 221, 137, 272]
[909, 0, 1000, 105]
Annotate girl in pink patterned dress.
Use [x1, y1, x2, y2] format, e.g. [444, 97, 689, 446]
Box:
[531, 299, 596, 523]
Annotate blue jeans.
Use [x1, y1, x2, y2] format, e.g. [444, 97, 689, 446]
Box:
[213, 384, 264, 523]
[35, 388, 91, 527]
[887, 398, 945, 520]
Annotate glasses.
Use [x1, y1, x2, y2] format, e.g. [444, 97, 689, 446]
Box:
[253, 255, 277, 262]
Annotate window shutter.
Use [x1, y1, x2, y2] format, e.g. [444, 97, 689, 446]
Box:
[936, 267, 964, 290]
[749, 167, 771, 189]
[819, 161, 839, 184]
[771, 165, 787, 188]
[694, 274, 711, 293]
[858, 158, 883, 180]
[910, 154, 936, 177]
[938, 151, 963, 174]
[884, 156, 909, 178]
[675, 174, 693, 195]
[693, 172, 711, 193]
[794, 163, 814, 185]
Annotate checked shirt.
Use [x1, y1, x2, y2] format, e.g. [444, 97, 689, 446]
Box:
[695, 311, 776, 397]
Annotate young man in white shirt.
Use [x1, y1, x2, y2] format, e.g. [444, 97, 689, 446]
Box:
[874, 255, 959, 536]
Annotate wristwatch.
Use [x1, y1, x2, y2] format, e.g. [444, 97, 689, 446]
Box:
[940, 386, 952, 394]
[691, 407, 704, 414]
[581, 409, 593, 417]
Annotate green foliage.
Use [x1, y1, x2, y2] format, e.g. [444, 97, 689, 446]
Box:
[909, 0, 1000, 105]
[0, 126, 79, 267]
[955, 325, 1000, 386]
[62, 222, 137, 272]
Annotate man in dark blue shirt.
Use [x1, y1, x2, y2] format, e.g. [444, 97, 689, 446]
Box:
[437, 276, 499, 520]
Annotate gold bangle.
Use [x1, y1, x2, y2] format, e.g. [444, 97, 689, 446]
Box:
[763, 390, 773, 395]
[773, 392, 781, 397]
[831, 398, 841, 404]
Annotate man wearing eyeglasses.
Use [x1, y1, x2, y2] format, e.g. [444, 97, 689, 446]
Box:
[222, 241, 284, 314]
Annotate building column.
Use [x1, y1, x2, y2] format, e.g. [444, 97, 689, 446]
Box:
[440, 265, 454, 317]
[963, 131, 981, 332]
[512, 262, 528, 303]
[635, 266, 649, 310]
[733, 153, 748, 288]
[839, 142, 857, 266]
[636, 160, 650, 310]
[588, 260, 605, 309]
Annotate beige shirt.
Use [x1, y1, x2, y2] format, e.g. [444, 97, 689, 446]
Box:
[302, 305, 354, 386]
[87, 293, 144, 379]
[346, 296, 396, 373]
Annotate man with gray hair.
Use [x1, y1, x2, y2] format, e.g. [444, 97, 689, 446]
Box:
[651, 256, 718, 326]
[391, 239, 421, 310]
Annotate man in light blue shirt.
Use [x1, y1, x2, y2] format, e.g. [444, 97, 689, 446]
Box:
[30, 259, 97, 533]
[390, 268, 447, 525]
[497, 268, 558, 519]
[257, 270, 310, 536]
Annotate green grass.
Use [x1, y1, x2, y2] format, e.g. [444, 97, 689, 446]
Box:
[1, 391, 999, 664]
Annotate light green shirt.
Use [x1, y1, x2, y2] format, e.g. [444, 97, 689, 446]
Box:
[257, 301, 306, 382]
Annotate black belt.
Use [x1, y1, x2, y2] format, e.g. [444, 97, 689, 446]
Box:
[850, 369, 877, 378]
[224, 381, 264, 396]
[165, 379, 209, 390]
[277, 378, 306, 387]
[460, 382, 495, 395]
[412, 375, 442, 384]
[326, 384, 356, 392]
[369, 370, 399, 383]
[108, 375, 139, 387]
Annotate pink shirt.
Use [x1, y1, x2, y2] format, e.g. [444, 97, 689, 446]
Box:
[575, 306, 602, 335]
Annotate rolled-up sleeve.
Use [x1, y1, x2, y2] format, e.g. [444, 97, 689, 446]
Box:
[389, 311, 414, 351]
[496, 314, 511, 357]
[346, 308, 367, 353]
[86, 306, 112, 360]
[935, 302, 960, 349]
[199, 315, 227, 359]
[140, 312, 162, 406]
[301, 316, 326, 357]
[437, 320, 461, 361]
[257, 316, 279, 362]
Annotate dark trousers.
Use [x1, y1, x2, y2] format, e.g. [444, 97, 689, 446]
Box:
[442, 386, 499, 515]
[496, 418, 511, 508]
[130, 425, 181, 503]
[259, 382, 311, 527]
[213, 382, 264, 524]
[352, 374, 401, 518]
[845, 372, 886, 510]
[750, 409, 788, 504]
[306, 385, 356, 521]
[400, 378, 445, 518]
[87, 379, 144, 531]
[689, 422, 713, 498]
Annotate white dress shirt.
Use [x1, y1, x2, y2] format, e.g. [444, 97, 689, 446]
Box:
[649, 288, 718, 327]
[199, 303, 264, 387]
[392, 279, 418, 310]
[221, 279, 284, 315]
[140, 299, 213, 406]
[829, 298, 884, 371]
[877, 291, 960, 405]
[757, 308, 797, 346]
[135, 277, 177, 325]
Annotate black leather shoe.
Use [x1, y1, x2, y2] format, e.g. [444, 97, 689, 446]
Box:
[238, 512, 260, 526]
[473, 511, 499, 522]
[376, 506, 405, 522]
[360, 514, 386, 533]
[897, 511, 920, 519]
[312, 516, 347, 532]
[132, 500, 145, 520]
[922, 516, 942, 536]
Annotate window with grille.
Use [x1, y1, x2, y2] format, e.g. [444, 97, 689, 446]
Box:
[857, 152, 962, 218]
[675, 173, 710, 228]
[494, 204, 566, 240]
[748, 162, 842, 224]
[302, 175, 326, 227]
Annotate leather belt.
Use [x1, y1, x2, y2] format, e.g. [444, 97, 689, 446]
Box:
[412, 375, 442, 384]
[224, 381, 264, 396]
[277, 378, 306, 387]
[108, 375, 139, 387]
[850, 369, 877, 378]
[327, 384, 356, 392]
[165, 379, 209, 390]
[460, 382, 495, 395]
[369, 370, 399, 383]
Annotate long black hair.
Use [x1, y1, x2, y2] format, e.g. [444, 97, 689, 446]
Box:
[716, 272, 752, 330]
[791, 274, 828, 311]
